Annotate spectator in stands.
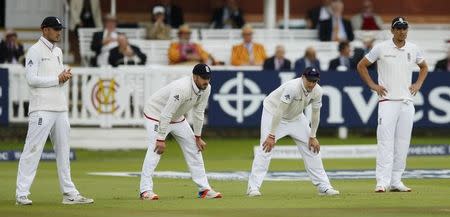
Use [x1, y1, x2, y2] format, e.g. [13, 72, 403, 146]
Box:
[90, 14, 119, 66]
[263, 45, 291, 71]
[318, 0, 354, 42]
[305, 0, 332, 29]
[108, 34, 147, 67]
[211, 0, 245, 29]
[0, 29, 25, 64]
[351, 0, 383, 30]
[231, 24, 267, 66]
[154, 0, 184, 28]
[329, 41, 355, 71]
[352, 35, 376, 71]
[69, 0, 103, 64]
[168, 24, 209, 65]
[145, 6, 171, 40]
[434, 47, 450, 72]
[294, 46, 321, 74]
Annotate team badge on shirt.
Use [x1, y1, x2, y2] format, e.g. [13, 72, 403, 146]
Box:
[407, 53, 411, 62]
[284, 94, 290, 101]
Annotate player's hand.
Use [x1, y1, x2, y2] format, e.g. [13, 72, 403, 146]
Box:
[58, 69, 72, 84]
[154, 140, 166, 155]
[309, 137, 320, 154]
[409, 82, 422, 96]
[262, 134, 276, 153]
[370, 84, 387, 97]
[195, 136, 207, 152]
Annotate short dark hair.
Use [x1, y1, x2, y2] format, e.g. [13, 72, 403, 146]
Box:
[338, 41, 350, 52]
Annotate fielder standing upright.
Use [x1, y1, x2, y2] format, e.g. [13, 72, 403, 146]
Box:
[139, 63, 222, 200]
[15, 16, 93, 205]
[357, 16, 429, 192]
[247, 67, 340, 197]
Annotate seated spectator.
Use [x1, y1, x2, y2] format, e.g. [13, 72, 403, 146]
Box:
[90, 14, 119, 66]
[351, 0, 383, 30]
[145, 5, 171, 40]
[231, 24, 267, 66]
[0, 29, 25, 64]
[211, 0, 245, 29]
[305, 0, 332, 29]
[108, 34, 147, 67]
[154, 0, 184, 28]
[318, 0, 354, 42]
[434, 47, 450, 72]
[263, 45, 291, 71]
[352, 35, 376, 71]
[168, 24, 209, 65]
[329, 41, 355, 71]
[294, 46, 321, 73]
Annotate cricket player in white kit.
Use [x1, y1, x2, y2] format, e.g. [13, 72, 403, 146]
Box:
[357, 16, 428, 193]
[139, 63, 222, 200]
[247, 67, 340, 197]
[15, 17, 93, 205]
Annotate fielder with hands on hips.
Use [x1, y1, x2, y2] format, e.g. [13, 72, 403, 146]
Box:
[15, 16, 93, 205]
[357, 16, 428, 193]
[247, 67, 340, 197]
[139, 63, 222, 200]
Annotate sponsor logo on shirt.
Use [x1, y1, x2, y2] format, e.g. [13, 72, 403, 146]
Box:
[174, 95, 180, 101]
[284, 94, 290, 101]
[383, 55, 396, 58]
[41, 57, 51, 61]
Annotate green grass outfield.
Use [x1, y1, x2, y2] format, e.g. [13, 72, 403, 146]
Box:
[0, 136, 449, 217]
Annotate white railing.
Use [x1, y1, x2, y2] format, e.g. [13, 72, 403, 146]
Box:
[6, 64, 260, 127]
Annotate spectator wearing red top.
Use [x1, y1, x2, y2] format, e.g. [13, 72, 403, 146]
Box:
[351, 0, 383, 30]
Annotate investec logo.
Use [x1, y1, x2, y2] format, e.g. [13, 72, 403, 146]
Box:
[213, 72, 266, 123]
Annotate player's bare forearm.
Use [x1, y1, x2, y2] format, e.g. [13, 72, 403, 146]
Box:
[415, 61, 429, 86]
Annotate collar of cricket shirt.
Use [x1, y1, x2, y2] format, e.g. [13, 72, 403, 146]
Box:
[191, 77, 202, 95]
[39, 36, 55, 51]
[300, 78, 309, 97]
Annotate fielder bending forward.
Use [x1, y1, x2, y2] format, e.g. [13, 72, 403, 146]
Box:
[357, 16, 428, 193]
[139, 63, 222, 200]
[247, 67, 340, 197]
[15, 17, 93, 205]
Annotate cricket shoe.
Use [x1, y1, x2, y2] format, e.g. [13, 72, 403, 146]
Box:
[390, 184, 412, 192]
[140, 191, 159, 200]
[198, 189, 222, 199]
[247, 188, 262, 197]
[374, 186, 387, 193]
[318, 188, 340, 196]
[15, 196, 32, 205]
[62, 193, 94, 204]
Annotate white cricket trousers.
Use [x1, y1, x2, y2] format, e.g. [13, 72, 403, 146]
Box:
[139, 118, 211, 193]
[376, 100, 414, 188]
[16, 111, 79, 197]
[248, 108, 332, 192]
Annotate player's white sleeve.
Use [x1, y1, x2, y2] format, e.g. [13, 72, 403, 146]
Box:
[310, 88, 323, 138]
[415, 46, 425, 64]
[269, 86, 294, 135]
[157, 89, 183, 140]
[192, 87, 210, 136]
[365, 43, 381, 64]
[25, 48, 59, 88]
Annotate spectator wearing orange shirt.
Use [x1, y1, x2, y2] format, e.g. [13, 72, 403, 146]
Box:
[168, 24, 209, 65]
[231, 24, 267, 66]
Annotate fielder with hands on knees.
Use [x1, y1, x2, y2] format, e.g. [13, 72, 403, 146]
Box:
[15, 16, 93, 206]
[139, 63, 222, 200]
[247, 67, 340, 197]
[357, 16, 428, 193]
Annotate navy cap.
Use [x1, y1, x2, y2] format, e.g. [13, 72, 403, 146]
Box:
[41, 16, 65, 30]
[192, 63, 211, 79]
[391, 16, 408, 29]
[302, 67, 320, 81]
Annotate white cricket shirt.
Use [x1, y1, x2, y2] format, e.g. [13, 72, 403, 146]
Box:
[263, 78, 323, 121]
[365, 39, 425, 101]
[143, 76, 210, 140]
[25, 36, 67, 113]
